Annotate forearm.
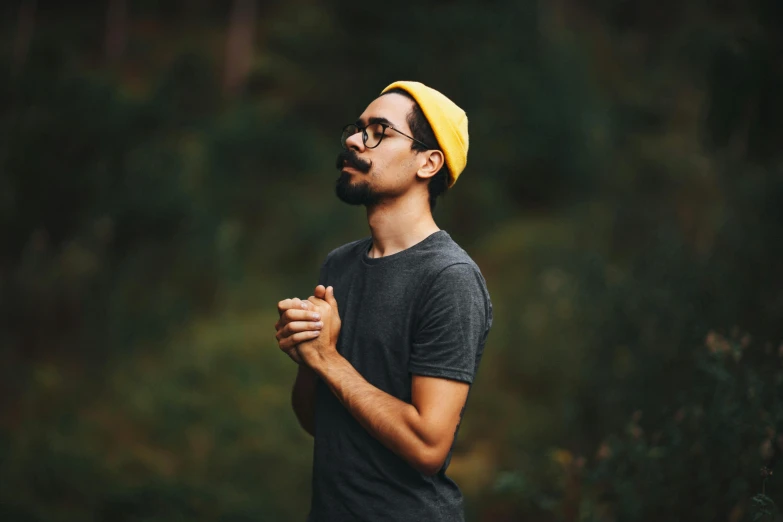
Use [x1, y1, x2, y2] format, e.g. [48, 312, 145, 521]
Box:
[292, 364, 318, 436]
[313, 354, 444, 475]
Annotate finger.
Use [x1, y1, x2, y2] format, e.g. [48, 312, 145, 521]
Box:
[277, 319, 323, 341]
[307, 295, 325, 308]
[291, 330, 321, 343]
[278, 330, 320, 350]
[281, 309, 321, 323]
[314, 285, 327, 299]
[277, 298, 293, 315]
[307, 295, 325, 307]
[283, 320, 323, 337]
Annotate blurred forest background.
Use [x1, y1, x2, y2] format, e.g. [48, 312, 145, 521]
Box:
[2, 0, 783, 521]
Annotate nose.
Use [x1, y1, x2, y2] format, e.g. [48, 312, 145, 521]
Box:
[345, 129, 365, 152]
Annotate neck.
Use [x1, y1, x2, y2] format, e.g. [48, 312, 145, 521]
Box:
[365, 194, 440, 258]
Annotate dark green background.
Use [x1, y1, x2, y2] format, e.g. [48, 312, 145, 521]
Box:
[2, 1, 783, 520]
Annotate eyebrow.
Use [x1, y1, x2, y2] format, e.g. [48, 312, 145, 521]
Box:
[355, 116, 396, 128]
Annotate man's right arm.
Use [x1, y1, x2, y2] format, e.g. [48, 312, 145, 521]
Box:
[292, 365, 318, 436]
[276, 295, 325, 437]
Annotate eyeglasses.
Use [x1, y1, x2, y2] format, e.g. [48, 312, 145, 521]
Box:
[340, 122, 433, 150]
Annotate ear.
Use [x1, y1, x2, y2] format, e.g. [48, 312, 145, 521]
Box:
[415, 150, 445, 181]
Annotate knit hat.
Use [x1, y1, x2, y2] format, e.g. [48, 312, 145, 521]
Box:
[381, 81, 468, 187]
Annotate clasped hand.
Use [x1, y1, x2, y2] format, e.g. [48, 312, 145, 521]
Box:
[275, 285, 341, 369]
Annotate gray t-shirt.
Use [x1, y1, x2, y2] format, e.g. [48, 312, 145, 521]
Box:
[308, 230, 493, 522]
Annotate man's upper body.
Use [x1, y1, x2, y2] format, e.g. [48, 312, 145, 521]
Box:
[275, 82, 492, 522]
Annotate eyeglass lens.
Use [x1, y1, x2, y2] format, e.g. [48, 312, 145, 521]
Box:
[340, 123, 386, 149]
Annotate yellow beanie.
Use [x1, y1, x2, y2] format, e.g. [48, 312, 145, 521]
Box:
[381, 81, 468, 187]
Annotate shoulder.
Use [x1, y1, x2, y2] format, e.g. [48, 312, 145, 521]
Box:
[418, 232, 490, 300]
[414, 237, 493, 331]
[420, 232, 485, 279]
[425, 263, 490, 311]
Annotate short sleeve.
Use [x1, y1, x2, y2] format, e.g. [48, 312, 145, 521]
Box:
[408, 263, 492, 384]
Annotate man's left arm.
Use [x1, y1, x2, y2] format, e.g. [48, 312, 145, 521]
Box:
[299, 267, 490, 476]
[313, 352, 469, 476]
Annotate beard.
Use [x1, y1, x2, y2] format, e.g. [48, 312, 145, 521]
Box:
[335, 172, 381, 206]
[334, 149, 380, 206]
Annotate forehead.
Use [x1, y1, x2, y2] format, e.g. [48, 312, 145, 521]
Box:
[357, 93, 414, 130]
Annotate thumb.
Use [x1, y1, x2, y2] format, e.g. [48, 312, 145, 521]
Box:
[326, 286, 338, 310]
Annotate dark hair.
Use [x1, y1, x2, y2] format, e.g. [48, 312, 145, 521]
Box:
[383, 88, 450, 211]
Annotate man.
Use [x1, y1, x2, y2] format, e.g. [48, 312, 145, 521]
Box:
[274, 81, 493, 522]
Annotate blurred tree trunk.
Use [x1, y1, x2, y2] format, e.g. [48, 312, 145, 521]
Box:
[105, 0, 127, 63]
[223, 0, 257, 96]
[12, 0, 36, 77]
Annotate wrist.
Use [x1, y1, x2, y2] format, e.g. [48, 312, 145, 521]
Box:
[310, 347, 342, 377]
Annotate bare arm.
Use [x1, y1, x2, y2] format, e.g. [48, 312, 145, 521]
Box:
[275, 296, 325, 436]
[297, 286, 469, 476]
[291, 365, 318, 436]
[313, 354, 468, 476]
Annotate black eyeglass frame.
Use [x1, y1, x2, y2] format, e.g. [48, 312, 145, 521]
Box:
[341, 123, 434, 151]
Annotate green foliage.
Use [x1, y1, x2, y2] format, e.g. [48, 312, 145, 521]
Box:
[2, 1, 783, 520]
[578, 329, 783, 521]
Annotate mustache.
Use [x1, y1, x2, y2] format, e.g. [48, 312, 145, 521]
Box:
[335, 148, 371, 173]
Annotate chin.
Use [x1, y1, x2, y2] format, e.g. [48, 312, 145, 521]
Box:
[335, 173, 380, 206]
